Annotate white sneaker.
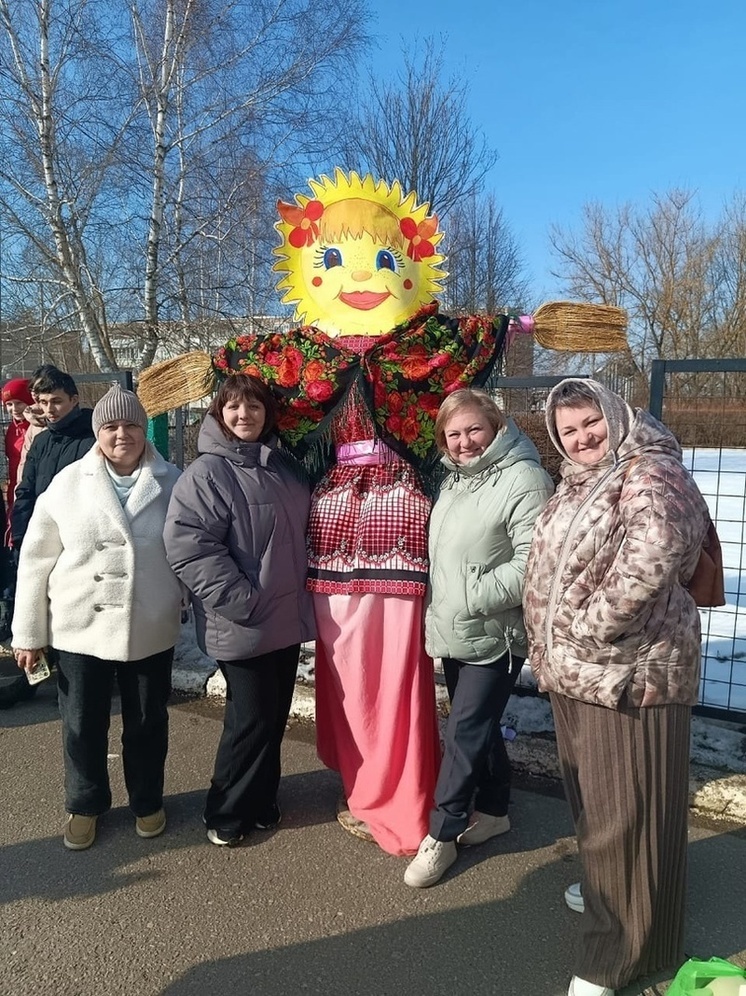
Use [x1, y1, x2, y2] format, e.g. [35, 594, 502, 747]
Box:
[456, 811, 510, 845]
[568, 975, 614, 996]
[564, 881, 584, 913]
[403, 835, 457, 888]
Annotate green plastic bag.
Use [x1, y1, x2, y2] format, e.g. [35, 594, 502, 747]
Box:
[667, 957, 746, 996]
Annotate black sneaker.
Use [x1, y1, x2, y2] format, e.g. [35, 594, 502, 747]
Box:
[255, 803, 281, 830]
[206, 827, 244, 847]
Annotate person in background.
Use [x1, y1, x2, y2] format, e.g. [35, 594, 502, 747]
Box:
[523, 378, 711, 996]
[16, 364, 58, 489]
[0, 378, 31, 644]
[2, 377, 34, 546]
[12, 366, 94, 551]
[11, 385, 182, 850]
[164, 375, 315, 847]
[404, 389, 553, 888]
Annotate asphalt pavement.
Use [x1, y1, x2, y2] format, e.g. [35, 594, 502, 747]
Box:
[1, 676, 745, 996]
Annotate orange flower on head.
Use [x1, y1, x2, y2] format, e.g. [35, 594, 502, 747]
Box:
[277, 348, 303, 387]
[277, 199, 324, 248]
[442, 362, 465, 387]
[400, 214, 439, 261]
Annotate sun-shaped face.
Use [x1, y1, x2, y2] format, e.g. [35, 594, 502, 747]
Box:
[273, 169, 446, 337]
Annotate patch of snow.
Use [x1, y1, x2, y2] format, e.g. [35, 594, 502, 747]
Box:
[172, 619, 216, 696]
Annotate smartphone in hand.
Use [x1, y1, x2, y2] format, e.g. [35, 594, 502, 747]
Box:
[26, 654, 51, 685]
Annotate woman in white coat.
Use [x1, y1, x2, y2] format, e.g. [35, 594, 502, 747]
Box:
[12, 385, 182, 851]
[405, 389, 553, 887]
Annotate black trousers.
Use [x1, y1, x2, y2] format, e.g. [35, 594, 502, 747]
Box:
[56, 648, 173, 817]
[205, 644, 300, 834]
[429, 651, 523, 842]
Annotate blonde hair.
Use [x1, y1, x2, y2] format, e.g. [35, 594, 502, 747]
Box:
[434, 389, 506, 452]
[318, 199, 404, 248]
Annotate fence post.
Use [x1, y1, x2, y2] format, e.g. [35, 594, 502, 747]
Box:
[648, 359, 666, 419]
[147, 413, 169, 459]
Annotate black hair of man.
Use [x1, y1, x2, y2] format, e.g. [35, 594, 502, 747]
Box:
[29, 362, 60, 383]
[32, 366, 79, 398]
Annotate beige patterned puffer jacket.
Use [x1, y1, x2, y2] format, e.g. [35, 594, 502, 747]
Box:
[523, 385, 710, 710]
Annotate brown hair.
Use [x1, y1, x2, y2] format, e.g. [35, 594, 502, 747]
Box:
[434, 388, 506, 452]
[208, 375, 277, 441]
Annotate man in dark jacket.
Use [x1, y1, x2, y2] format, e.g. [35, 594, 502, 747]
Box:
[2, 366, 95, 709]
[12, 368, 95, 551]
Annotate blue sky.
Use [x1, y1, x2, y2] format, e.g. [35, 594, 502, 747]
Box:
[364, 0, 745, 301]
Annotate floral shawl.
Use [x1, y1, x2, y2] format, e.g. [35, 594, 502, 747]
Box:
[212, 303, 508, 474]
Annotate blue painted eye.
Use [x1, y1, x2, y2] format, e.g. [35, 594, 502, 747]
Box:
[376, 249, 397, 272]
[323, 247, 343, 269]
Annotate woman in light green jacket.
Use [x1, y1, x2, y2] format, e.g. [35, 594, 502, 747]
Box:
[405, 389, 553, 888]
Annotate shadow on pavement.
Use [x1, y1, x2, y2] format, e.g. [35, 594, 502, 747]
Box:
[155, 826, 746, 996]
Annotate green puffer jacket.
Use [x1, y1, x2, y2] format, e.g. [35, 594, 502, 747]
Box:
[425, 419, 554, 664]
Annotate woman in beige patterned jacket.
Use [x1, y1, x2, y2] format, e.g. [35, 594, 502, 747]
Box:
[523, 378, 711, 996]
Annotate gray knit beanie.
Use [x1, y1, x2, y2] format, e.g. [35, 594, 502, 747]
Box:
[92, 384, 149, 436]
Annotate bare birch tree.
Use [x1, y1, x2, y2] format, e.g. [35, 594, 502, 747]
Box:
[0, 0, 369, 373]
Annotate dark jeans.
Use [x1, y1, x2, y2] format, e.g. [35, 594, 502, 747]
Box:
[56, 648, 173, 817]
[429, 651, 524, 842]
[205, 644, 300, 835]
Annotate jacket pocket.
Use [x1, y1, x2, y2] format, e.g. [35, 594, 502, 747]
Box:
[464, 561, 485, 617]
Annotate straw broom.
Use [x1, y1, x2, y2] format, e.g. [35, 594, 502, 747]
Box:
[519, 301, 628, 352]
[137, 350, 215, 418]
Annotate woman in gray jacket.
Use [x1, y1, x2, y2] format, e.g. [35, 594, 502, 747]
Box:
[405, 389, 553, 887]
[164, 376, 315, 846]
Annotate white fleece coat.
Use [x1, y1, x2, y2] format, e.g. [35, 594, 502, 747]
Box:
[12, 443, 183, 662]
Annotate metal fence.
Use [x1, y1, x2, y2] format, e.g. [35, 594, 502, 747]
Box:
[648, 359, 746, 723]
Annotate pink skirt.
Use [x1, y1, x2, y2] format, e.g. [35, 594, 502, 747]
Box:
[314, 592, 440, 856]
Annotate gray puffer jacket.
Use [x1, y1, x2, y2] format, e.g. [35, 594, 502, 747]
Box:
[523, 379, 710, 709]
[164, 415, 315, 661]
[425, 419, 554, 664]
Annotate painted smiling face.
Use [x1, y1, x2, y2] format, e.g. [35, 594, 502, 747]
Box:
[273, 169, 446, 337]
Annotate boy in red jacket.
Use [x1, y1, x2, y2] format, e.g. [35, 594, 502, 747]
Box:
[2, 377, 33, 544]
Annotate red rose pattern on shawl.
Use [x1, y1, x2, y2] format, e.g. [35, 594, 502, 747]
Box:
[212, 304, 507, 473]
